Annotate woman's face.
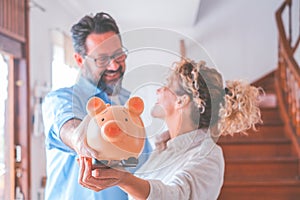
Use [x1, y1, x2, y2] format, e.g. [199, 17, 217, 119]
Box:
[151, 75, 180, 119]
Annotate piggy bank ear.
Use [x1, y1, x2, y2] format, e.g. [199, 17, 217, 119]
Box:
[127, 96, 144, 115]
[86, 97, 106, 117]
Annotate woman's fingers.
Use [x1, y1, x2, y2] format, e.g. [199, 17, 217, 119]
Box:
[92, 168, 120, 186]
[93, 166, 127, 186]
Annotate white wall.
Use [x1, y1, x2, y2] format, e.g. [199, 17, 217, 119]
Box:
[29, 1, 75, 199]
[187, 0, 283, 81]
[29, 0, 285, 199]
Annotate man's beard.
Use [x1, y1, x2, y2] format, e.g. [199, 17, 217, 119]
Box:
[97, 66, 124, 96]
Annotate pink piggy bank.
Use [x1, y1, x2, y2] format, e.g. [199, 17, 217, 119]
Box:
[86, 96, 146, 167]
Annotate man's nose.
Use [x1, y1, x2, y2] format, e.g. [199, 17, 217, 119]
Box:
[106, 59, 119, 71]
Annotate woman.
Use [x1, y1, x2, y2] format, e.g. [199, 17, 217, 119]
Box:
[78, 59, 263, 199]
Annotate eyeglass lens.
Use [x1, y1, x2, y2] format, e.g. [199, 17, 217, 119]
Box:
[95, 50, 127, 67]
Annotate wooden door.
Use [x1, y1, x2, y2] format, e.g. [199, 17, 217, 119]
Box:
[0, 0, 30, 199]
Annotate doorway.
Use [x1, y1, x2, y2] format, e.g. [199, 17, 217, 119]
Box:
[0, 52, 15, 199]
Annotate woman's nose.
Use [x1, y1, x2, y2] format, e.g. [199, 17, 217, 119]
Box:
[156, 87, 162, 94]
[156, 87, 165, 94]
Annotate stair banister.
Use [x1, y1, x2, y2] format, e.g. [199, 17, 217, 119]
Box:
[275, 0, 300, 161]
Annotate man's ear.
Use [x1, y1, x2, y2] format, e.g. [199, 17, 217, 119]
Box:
[175, 94, 190, 109]
[74, 53, 84, 68]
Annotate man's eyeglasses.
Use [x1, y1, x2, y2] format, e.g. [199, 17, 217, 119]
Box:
[85, 47, 128, 68]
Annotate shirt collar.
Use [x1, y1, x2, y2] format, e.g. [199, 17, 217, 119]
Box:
[74, 74, 130, 105]
[166, 129, 211, 151]
[75, 74, 103, 96]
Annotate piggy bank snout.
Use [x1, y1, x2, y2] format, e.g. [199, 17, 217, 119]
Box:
[101, 120, 123, 142]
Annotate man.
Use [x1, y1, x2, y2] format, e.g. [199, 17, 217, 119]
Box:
[42, 12, 151, 200]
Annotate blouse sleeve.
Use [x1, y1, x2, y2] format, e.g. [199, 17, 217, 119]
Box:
[146, 146, 224, 200]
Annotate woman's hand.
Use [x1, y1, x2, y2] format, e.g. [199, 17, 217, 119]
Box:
[78, 157, 150, 199]
[78, 157, 128, 192]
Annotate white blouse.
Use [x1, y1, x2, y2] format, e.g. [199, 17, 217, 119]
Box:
[132, 129, 224, 200]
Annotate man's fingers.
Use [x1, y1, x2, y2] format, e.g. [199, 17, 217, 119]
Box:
[78, 157, 103, 191]
[78, 157, 124, 191]
[85, 145, 101, 159]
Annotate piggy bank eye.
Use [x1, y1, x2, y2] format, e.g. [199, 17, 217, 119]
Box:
[101, 118, 105, 121]
[125, 118, 128, 122]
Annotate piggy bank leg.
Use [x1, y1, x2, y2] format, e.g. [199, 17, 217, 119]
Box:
[121, 157, 138, 167]
[92, 159, 109, 168]
[92, 157, 139, 168]
[92, 159, 123, 168]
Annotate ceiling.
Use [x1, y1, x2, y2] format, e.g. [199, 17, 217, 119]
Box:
[52, 0, 202, 29]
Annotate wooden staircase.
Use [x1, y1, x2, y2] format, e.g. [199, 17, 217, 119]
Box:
[217, 72, 300, 200]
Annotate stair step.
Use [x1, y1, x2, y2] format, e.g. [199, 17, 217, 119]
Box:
[219, 127, 287, 141]
[260, 107, 283, 124]
[218, 71, 300, 200]
[259, 93, 277, 108]
[223, 178, 300, 186]
[220, 139, 294, 158]
[219, 179, 300, 200]
[225, 157, 299, 179]
[252, 71, 276, 94]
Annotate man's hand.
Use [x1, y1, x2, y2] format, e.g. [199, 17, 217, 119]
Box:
[60, 115, 101, 158]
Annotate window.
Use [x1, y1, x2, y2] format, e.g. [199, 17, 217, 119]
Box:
[51, 45, 78, 90]
[51, 29, 78, 90]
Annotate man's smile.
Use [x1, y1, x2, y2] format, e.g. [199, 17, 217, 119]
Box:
[103, 66, 123, 81]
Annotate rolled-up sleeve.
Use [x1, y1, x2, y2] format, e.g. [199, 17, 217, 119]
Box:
[146, 147, 224, 200]
[42, 88, 84, 153]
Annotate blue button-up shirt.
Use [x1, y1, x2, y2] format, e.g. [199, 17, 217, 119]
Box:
[42, 75, 151, 200]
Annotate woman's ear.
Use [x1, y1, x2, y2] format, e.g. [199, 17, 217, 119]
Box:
[175, 94, 191, 109]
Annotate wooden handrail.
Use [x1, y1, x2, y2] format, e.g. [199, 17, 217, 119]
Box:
[292, 36, 300, 54]
[275, 0, 300, 161]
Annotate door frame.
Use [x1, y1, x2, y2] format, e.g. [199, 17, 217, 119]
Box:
[0, 34, 30, 199]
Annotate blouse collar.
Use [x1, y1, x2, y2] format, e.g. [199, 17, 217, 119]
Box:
[165, 129, 216, 156]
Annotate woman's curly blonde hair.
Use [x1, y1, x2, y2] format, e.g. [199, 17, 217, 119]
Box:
[171, 59, 263, 136]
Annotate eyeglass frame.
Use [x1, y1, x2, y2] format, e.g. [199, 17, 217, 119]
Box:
[84, 47, 128, 68]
